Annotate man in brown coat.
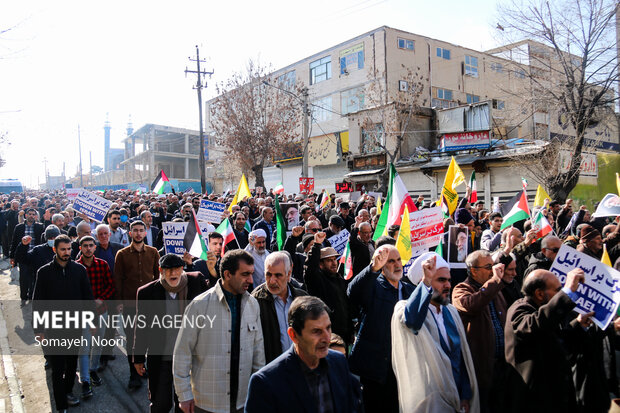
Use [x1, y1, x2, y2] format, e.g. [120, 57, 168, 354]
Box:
[113, 220, 160, 390]
[452, 250, 508, 413]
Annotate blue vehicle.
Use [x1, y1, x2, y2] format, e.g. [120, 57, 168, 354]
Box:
[0, 179, 24, 194]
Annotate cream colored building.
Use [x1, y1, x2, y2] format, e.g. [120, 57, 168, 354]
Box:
[207, 26, 619, 199]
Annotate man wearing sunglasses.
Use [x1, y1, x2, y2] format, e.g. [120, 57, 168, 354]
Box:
[524, 236, 562, 277]
[452, 250, 508, 413]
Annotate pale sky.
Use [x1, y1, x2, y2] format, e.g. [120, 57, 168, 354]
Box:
[0, 0, 502, 188]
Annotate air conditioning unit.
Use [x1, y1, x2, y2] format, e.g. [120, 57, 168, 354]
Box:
[399, 80, 408, 92]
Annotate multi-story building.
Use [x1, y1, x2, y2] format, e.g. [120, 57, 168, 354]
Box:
[206, 26, 619, 202]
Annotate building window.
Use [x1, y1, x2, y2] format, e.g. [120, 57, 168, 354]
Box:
[435, 88, 453, 101]
[310, 56, 331, 85]
[514, 69, 526, 79]
[361, 123, 384, 154]
[432, 87, 457, 108]
[311, 96, 333, 122]
[492, 99, 505, 110]
[436, 47, 451, 60]
[465, 55, 478, 77]
[341, 87, 364, 115]
[276, 70, 296, 90]
[466, 94, 480, 104]
[398, 38, 414, 51]
[339, 44, 364, 74]
[490, 62, 503, 73]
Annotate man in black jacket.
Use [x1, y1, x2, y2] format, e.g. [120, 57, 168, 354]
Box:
[133, 254, 207, 413]
[303, 232, 353, 345]
[252, 251, 307, 363]
[349, 219, 375, 279]
[32, 235, 95, 412]
[11, 208, 45, 304]
[524, 235, 561, 277]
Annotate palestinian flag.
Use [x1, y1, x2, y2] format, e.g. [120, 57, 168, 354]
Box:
[341, 242, 354, 280]
[151, 170, 170, 194]
[244, 220, 252, 233]
[274, 182, 284, 195]
[373, 164, 417, 241]
[215, 217, 237, 257]
[469, 171, 477, 203]
[532, 211, 553, 239]
[274, 194, 287, 250]
[184, 210, 208, 260]
[500, 190, 530, 230]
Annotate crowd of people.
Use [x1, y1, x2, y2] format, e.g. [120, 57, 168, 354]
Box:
[2, 185, 619, 413]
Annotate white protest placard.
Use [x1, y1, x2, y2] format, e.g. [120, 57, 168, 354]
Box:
[550, 244, 620, 329]
[328, 229, 350, 255]
[592, 193, 620, 218]
[72, 190, 113, 222]
[162, 222, 214, 256]
[66, 188, 82, 201]
[408, 206, 443, 251]
[197, 200, 226, 224]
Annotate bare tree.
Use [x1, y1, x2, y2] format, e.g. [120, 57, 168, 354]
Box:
[496, 0, 619, 203]
[209, 60, 302, 189]
[354, 66, 428, 191]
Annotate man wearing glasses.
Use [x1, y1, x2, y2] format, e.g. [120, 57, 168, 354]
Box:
[452, 250, 508, 413]
[524, 235, 562, 277]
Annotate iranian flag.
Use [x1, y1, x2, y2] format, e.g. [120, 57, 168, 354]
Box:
[215, 216, 237, 257]
[469, 171, 478, 203]
[341, 242, 354, 280]
[274, 194, 287, 250]
[151, 170, 170, 194]
[184, 210, 208, 260]
[274, 182, 284, 195]
[373, 164, 417, 241]
[319, 191, 330, 209]
[532, 211, 553, 239]
[500, 190, 530, 230]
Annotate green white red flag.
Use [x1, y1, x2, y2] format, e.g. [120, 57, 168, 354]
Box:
[274, 182, 284, 195]
[373, 164, 417, 241]
[341, 242, 354, 280]
[215, 216, 237, 257]
[532, 211, 553, 239]
[469, 171, 477, 203]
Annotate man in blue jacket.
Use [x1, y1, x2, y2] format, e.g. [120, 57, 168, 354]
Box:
[347, 244, 415, 413]
[245, 296, 361, 413]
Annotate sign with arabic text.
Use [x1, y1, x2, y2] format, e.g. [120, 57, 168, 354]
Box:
[550, 244, 620, 329]
[299, 178, 315, 195]
[441, 130, 490, 151]
[327, 229, 350, 255]
[335, 182, 354, 193]
[196, 200, 226, 224]
[73, 190, 113, 222]
[162, 222, 214, 256]
[408, 206, 443, 251]
[559, 151, 597, 177]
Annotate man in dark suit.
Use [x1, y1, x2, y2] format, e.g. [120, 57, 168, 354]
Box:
[133, 254, 207, 413]
[252, 251, 307, 363]
[140, 210, 160, 248]
[10, 208, 45, 304]
[349, 220, 375, 278]
[504, 268, 588, 413]
[245, 296, 361, 412]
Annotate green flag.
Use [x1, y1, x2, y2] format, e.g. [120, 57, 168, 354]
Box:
[274, 194, 287, 251]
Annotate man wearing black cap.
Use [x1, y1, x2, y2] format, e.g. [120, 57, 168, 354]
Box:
[578, 225, 603, 259]
[133, 253, 208, 413]
[339, 202, 355, 231]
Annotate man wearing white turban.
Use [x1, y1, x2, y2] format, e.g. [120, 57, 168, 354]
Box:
[392, 253, 480, 413]
[245, 229, 270, 287]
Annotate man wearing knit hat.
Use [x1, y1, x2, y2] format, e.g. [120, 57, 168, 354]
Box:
[578, 225, 603, 259]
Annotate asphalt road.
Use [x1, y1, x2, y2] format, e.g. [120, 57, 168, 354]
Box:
[0, 260, 152, 413]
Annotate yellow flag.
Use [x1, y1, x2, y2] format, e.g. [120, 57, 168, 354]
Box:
[440, 157, 465, 215]
[534, 185, 552, 208]
[616, 172, 620, 196]
[376, 195, 382, 215]
[396, 205, 412, 265]
[228, 174, 253, 212]
[602, 244, 612, 267]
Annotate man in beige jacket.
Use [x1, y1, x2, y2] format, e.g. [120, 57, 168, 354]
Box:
[173, 249, 265, 413]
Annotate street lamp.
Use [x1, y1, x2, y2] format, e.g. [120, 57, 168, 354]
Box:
[262, 80, 310, 178]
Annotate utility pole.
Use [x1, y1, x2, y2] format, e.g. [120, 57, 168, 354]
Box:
[78, 125, 84, 187]
[185, 45, 213, 194]
[301, 87, 309, 178]
[89, 151, 93, 190]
